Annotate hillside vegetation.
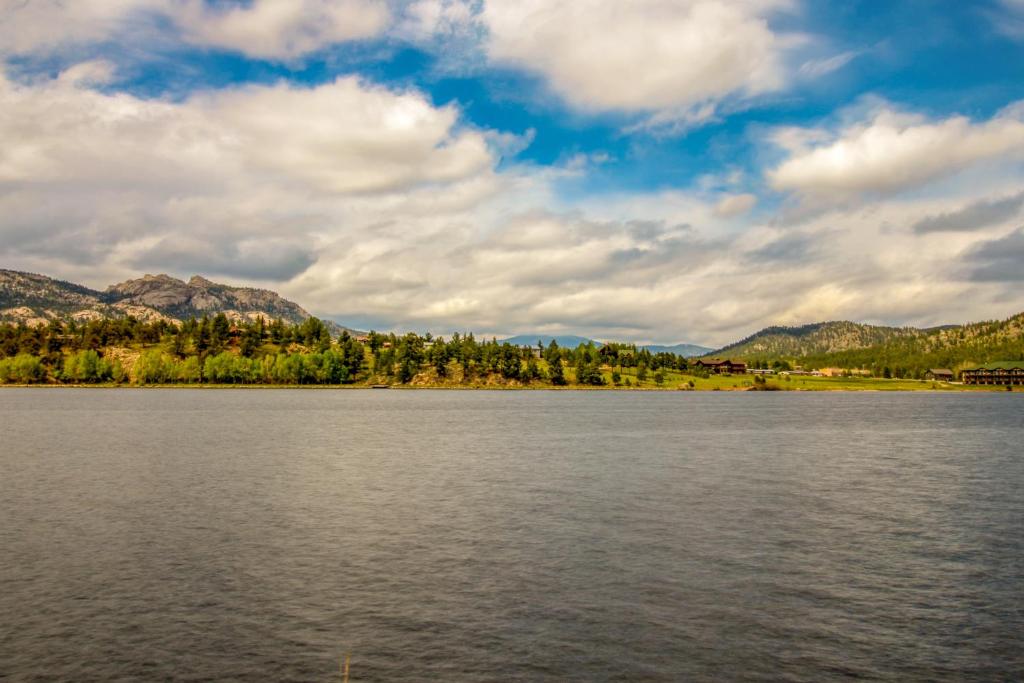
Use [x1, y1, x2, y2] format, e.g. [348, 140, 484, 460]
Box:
[718, 314, 1024, 378]
[3, 268, 1022, 383]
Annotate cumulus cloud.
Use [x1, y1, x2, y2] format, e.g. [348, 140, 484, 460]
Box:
[768, 101, 1024, 200]
[913, 191, 1024, 233]
[176, 0, 390, 60]
[0, 69, 492, 193]
[0, 0, 162, 56]
[480, 0, 796, 116]
[3, 60, 1023, 346]
[0, 0, 388, 61]
[0, 65, 499, 285]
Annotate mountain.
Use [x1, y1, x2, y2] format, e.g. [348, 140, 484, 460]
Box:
[501, 334, 600, 349]
[104, 274, 314, 324]
[501, 334, 712, 356]
[643, 343, 714, 357]
[708, 321, 929, 359]
[0, 269, 360, 335]
[708, 314, 1024, 376]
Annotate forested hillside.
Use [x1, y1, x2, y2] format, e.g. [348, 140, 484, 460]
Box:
[0, 316, 688, 388]
[711, 320, 929, 358]
[737, 313, 1024, 378]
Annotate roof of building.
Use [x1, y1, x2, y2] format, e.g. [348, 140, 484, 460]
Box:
[927, 368, 954, 374]
[962, 361, 1024, 371]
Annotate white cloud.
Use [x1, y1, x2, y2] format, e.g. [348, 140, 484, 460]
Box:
[768, 101, 1024, 199]
[0, 0, 389, 61]
[0, 0, 163, 55]
[0, 64, 501, 287]
[2, 63, 1024, 345]
[0, 69, 492, 193]
[715, 193, 758, 217]
[480, 0, 797, 115]
[990, 0, 1024, 39]
[176, 0, 390, 60]
[399, 0, 478, 42]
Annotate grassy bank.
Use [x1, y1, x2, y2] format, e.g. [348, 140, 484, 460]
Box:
[2, 373, 1012, 391]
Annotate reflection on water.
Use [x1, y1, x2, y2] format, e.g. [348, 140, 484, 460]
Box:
[1, 390, 1022, 681]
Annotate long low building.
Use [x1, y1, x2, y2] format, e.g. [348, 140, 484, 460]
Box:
[961, 361, 1024, 385]
[924, 368, 954, 381]
[694, 359, 747, 374]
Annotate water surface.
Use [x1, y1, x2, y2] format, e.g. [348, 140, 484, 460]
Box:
[1, 390, 1022, 681]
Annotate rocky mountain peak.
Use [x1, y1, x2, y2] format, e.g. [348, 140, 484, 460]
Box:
[187, 275, 215, 288]
[1, 269, 360, 335]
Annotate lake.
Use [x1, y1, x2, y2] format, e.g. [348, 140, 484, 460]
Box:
[1, 389, 1022, 681]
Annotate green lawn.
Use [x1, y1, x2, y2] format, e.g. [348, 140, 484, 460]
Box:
[603, 367, 1000, 391]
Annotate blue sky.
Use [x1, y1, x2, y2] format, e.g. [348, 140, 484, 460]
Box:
[1, 0, 1024, 345]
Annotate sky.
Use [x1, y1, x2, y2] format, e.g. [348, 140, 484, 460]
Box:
[1, 1, 1023, 346]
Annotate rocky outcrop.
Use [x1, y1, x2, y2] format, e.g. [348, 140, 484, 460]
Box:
[103, 273, 313, 323]
[0, 269, 357, 335]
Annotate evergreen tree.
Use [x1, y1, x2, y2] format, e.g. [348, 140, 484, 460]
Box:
[210, 313, 230, 353]
[549, 357, 567, 385]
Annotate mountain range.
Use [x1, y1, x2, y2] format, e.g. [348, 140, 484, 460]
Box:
[0, 270, 359, 335]
[705, 315, 1024, 374]
[499, 335, 713, 356]
[2, 269, 1021, 370]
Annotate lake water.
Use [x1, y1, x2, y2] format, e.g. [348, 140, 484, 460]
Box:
[1, 389, 1022, 681]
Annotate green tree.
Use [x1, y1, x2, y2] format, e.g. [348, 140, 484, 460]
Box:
[135, 350, 175, 384]
[0, 354, 46, 384]
[575, 357, 604, 385]
[210, 313, 231, 353]
[549, 357, 567, 386]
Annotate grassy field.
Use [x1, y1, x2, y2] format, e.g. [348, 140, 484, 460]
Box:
[598, 367, 1005, 392]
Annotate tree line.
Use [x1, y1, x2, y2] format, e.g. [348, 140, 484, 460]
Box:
[0, 318, 696, 386]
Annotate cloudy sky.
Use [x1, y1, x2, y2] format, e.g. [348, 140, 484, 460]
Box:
[2, 0, 1023, 345]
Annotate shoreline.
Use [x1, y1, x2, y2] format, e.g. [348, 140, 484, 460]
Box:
[0, 382, 1014, 392]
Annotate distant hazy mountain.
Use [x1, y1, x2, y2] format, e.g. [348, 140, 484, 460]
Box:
[643, 343, 714, 356]
[0, 269, 361, 336]
[501, 334, 712, 356]
[501, 334, 600, 348]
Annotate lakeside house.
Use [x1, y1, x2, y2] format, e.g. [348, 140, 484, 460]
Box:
[694, 359, 747, 374]
[961, 361, 1024, 385]
[924, 368, 955, 382]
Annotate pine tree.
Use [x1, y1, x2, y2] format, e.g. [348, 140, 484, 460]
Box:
[549, 357, 566, 385]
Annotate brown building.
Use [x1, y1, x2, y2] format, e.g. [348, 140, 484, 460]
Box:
[961, 361, 1024, 385]
[924, 368, 954, 382]
[694, 359, 747, 374]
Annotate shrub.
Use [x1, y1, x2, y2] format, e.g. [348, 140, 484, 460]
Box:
[134, 350, 175, 384]
[0, 354, 47, 384]
[62, 349, 116, 383]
